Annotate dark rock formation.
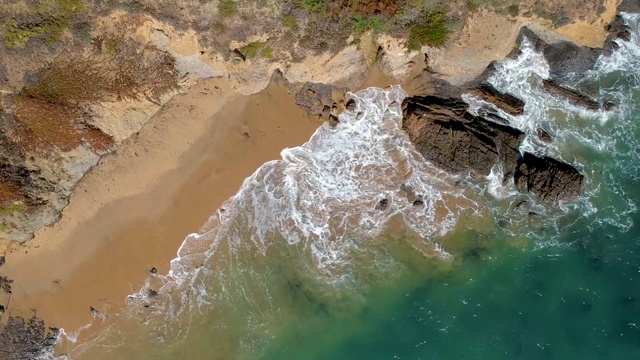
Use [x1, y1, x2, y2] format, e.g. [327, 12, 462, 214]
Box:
[0, 315, 59, 360]
[604, 14, 633, 55]
[0, 276, 13, 293]
[619, 0, 640, 13]
[403, 93, 584, 202]
[375, 198, 389, 211]
[514, 153, 584, 203]
[295, 82, 346, 120]
[542, 79, 601, 110]
[402, 95, 524, 182]
[515, 25, 602, 83]
[467, 83, 525, 116]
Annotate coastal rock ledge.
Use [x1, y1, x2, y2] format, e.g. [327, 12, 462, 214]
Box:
[402, 93, 584, 204]
[400, 9, 640, 204]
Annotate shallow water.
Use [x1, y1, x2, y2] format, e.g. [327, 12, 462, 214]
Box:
[58, 13, 640, 360]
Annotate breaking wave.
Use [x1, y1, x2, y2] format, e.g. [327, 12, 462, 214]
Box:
[55, 13, 640, 360]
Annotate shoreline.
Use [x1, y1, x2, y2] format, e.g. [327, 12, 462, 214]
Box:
[0, 75, 328, 350]
[0, 2, 627, 356]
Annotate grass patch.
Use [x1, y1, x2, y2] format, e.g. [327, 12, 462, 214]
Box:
[4, 0, 85, 48]
[212, 21, 225, 33]
[352, 15, 385, 33]
[407, 9, 449, 50]
[218, 0, 237, 17]
[465, 0, 480, 10]
[282, 15, 298, 29]
[239, 41, 273, 59]
[13, 33, 178, 152]
[0, 181, 20, 207]
[262, 45, 273, 59]
[0, 203, 28, 216]
[301, 0, 325, 13]
[13, 96, 86, 151]
[21, 56, 109, 106]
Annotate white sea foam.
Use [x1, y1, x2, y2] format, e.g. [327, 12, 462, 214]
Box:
[122, 86, 477, 326]
[57, 14, 640, 359]
[472, 14, 640, 240]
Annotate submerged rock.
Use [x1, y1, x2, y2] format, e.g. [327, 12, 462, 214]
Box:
[514, 152, 584, 203]
[619, 0, 640, 14]
[604, 14, 634, 55]
[542, 79, 601, 110]
[402, 95, 523, 181]
[467, 83, 525, 116]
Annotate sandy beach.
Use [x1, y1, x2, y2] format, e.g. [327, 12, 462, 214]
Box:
[0, 74, 332, 350]
[0, 5, 618, 350]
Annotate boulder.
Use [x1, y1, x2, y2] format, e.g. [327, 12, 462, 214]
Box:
[402, 95, 524, 181]
[467, 83, 525, 116]
[294, 82, 346, 120]
[514, 152, 584, 203]
[619, 0, 640, 13]
[542, 79, 601, 110]
[515, 25, 602, 83]
[604, 15, 633, 55]
[0, 315, 59, 360]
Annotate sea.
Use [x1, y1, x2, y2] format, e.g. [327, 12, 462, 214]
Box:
[53, 13, 640, 360]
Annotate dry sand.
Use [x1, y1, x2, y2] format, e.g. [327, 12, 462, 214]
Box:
[0, 76, 325, 348]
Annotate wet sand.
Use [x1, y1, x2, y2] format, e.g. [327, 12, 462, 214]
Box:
[0, 77, 323, 347]
[0, 65, 398, 355]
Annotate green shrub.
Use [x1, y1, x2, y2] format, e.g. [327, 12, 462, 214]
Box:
[301, 0, 325, 13]
[218, 0, 237, 17]
[239, 41, 273, 59]
[507, 4, 519, 16]
[407, 10, 449, 50]
[0, 203, 28, 216]
[352, 15, 385, 33]
[282, 15, 297, 29]
[466, 0, 480, 10]
[4, 0, 85, 48]
[262, 45, 273, 59]
[212, 21, 225, 33]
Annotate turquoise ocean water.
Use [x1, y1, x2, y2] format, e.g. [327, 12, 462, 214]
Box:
[59, 13, 640, 360]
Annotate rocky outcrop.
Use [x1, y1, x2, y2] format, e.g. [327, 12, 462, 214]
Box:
[514, 153, 584, 203]
[295, 82, 347, 121]
[604, 16, 631, 54]
[0, 315, 59, 360]
[466, 83, 525, 116]
[402, 95, 524, 181]
[402, 92, 585, 203]
[515, 24, 602, 83]
[400, 13, 640, 203]
[619, 0, 640, 14]
[541, 79, 604, 110]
